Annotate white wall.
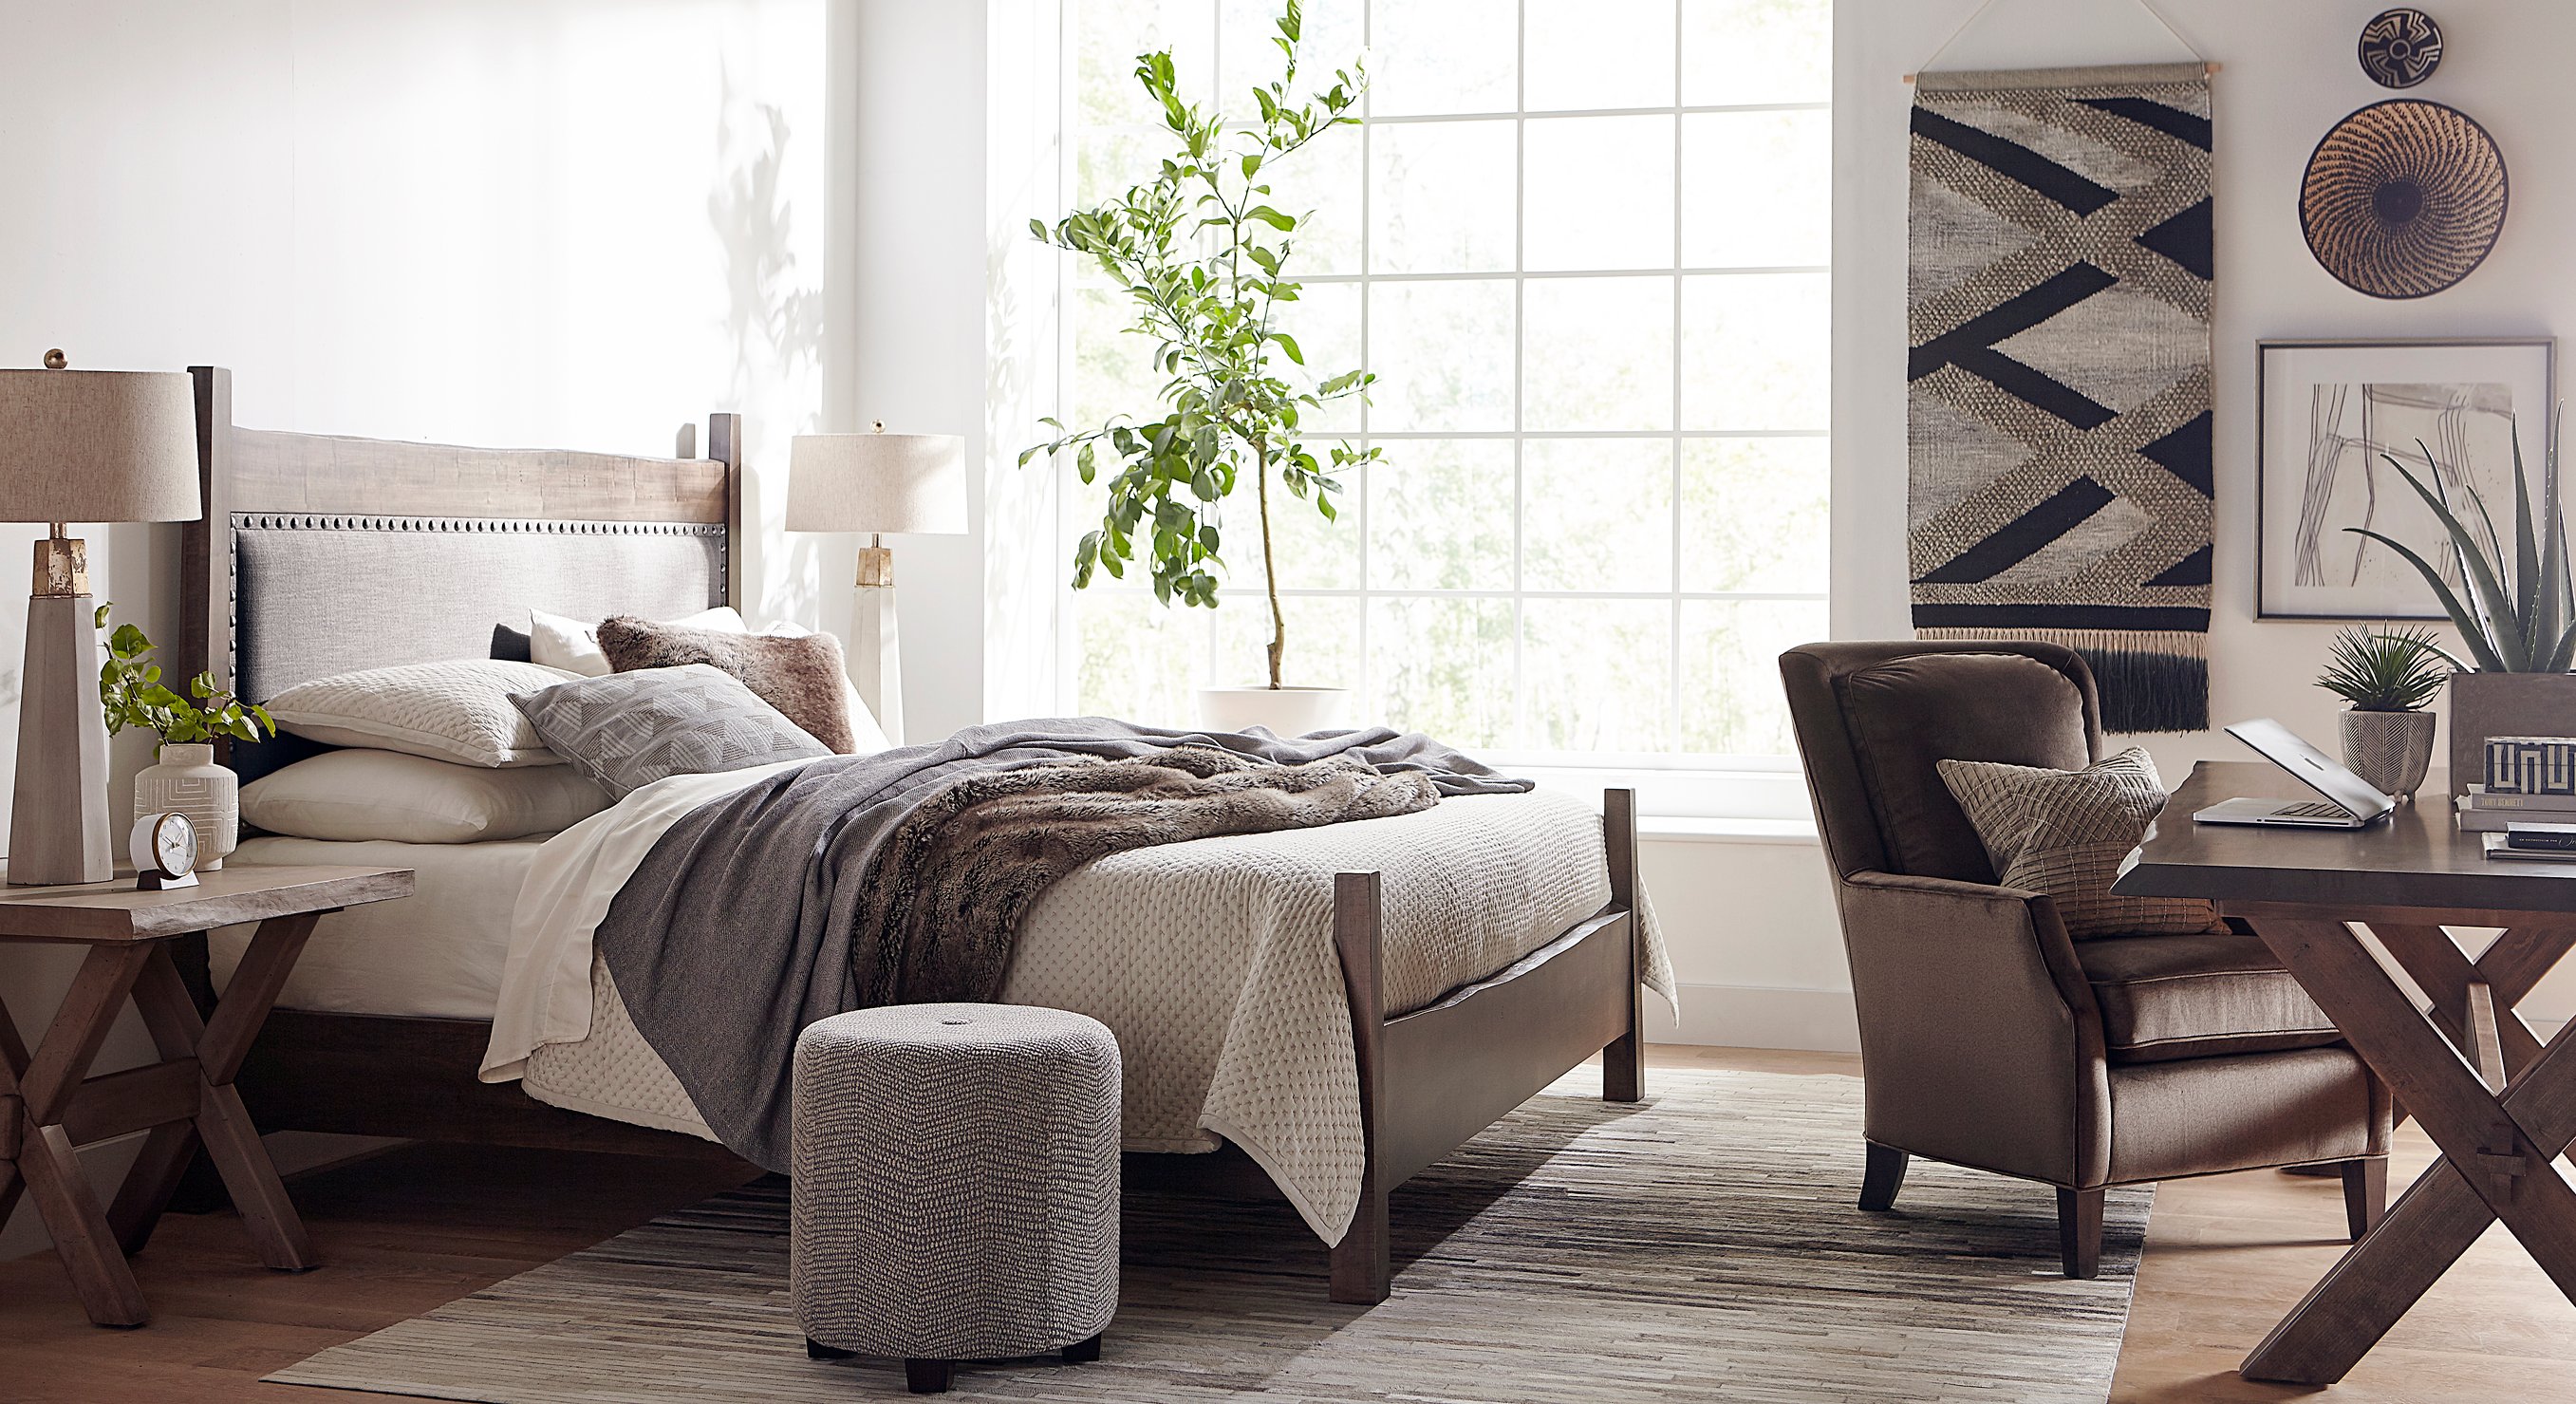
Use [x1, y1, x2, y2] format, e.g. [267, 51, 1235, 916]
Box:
[1835, 0, 2576, 1026]
[0, 0, 827, 1259]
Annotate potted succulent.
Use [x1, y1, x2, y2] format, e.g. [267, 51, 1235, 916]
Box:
[2315, 625, 2447, 798]
[2346, 424, 2574, 798]
[97, 607, 275, 870]
[1021, 2, 1377, 736]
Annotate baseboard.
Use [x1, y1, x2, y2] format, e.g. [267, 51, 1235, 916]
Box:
[1649, 983, 1859, 1053]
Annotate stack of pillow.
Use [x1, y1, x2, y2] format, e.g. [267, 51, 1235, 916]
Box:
[238, 608, 883, 847]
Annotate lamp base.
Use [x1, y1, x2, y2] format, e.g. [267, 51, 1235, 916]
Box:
[850, 582, 905, 746]
[9, 591, 112, 886]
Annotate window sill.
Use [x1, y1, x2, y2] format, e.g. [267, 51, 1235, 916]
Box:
[1635, 815, 1820, 845]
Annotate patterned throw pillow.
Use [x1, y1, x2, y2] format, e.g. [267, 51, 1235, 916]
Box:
[511, 664, 832, 800]
[1935, 748, 2228, 939]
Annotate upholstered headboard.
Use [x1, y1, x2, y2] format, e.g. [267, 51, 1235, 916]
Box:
[178, 366, 742, 784]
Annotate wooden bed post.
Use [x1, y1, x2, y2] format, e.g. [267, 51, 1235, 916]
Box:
[707, 412, 743, 608]
[1600, 788, 1644, 1103]
[1329, 870, 1391, 1305]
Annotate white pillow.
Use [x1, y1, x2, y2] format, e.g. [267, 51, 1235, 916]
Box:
[531, 606, 744, 676]
[241, 749, 611, 844]
[266, 660, 577, 767]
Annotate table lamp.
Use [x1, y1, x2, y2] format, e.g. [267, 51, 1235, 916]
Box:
[787, 424, 966, 745]
[0, 352, 200, 884]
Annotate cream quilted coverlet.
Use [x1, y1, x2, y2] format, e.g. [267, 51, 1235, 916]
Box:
[508, 782, 1670, 1244]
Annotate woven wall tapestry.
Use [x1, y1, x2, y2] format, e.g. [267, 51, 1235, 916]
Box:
[1908, 63, 2214, 734]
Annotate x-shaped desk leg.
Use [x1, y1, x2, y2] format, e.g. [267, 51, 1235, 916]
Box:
[2241, 918, 2576, 1385]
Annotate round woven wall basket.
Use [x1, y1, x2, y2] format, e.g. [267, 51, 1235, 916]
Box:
[2300, 99, 2507, 300]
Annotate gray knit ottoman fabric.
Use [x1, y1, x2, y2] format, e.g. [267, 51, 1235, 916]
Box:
[791, 1003, 1121, 1373]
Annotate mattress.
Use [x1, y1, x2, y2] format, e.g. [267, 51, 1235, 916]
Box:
[215, 835, 550, 1019]
[499, 775, 1674, 1241]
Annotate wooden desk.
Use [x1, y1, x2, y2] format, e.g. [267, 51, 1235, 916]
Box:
[2116, 762, 2576, 1385]
[0, 863, 411, 1327]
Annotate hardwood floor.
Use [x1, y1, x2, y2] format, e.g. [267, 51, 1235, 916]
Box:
[1, 1046, 2567, 1402]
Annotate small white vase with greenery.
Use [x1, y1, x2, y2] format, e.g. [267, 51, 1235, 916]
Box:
[2345, 426, 2574, 795]
[2315, 625, 2446, 799]
[1021, 1, 1374, 734]
[98, 608, 275, 870]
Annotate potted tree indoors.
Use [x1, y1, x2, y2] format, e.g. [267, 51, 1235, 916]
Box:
[2347, 424, 2576, 798]
[98, 608, 275, 870]
[1022, 2, 1376, 736]
[2315, 625, 2447, 798]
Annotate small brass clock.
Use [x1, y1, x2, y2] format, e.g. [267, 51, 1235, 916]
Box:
[130, 811, 200, 889]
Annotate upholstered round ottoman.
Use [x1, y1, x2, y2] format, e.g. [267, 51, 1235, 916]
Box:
[791, 1003, 1121, 1395]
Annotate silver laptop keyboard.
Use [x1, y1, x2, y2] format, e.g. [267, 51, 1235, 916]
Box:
[2276, 801, 2349, 819]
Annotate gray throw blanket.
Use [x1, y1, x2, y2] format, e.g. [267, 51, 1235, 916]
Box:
[593, 718, 1530, 1170]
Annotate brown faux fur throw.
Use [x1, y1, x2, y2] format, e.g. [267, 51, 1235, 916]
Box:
[849, 746, 1440, 1004]
[595, 616, 856, 754]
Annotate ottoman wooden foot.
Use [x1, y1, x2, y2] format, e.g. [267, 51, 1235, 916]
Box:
[806, 1338, 852, 1360]
[1062, 1333, 1102, 1363]
[905, 1358, 954, 1394]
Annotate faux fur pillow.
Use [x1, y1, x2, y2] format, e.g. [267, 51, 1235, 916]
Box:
[595, 616, 855, 754]
[1935, 747, 2229, 939]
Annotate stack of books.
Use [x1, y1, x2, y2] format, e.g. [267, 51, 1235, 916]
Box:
[2458, 783, 2576, 833]
[2463, 735, 2576, 861]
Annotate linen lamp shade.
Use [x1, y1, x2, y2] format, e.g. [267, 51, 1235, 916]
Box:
[787, 432, 967, 535]
[0, 367, 201, 523]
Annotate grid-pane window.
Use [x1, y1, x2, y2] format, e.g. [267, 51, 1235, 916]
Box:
[1060, 0, 1831, 758]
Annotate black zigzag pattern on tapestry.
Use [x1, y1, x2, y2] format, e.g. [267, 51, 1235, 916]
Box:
[1908, 65, 2214, 734]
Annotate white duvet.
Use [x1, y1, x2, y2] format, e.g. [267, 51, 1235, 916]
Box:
[481, 761, 1673, 1244]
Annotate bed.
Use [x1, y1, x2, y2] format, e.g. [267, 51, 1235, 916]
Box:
[172, 365, 1663, 1303]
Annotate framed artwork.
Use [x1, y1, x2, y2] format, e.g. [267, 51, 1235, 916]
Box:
[2257, 337, 2557, 620]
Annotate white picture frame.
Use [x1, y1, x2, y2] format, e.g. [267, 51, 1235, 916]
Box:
[2257, 337, 2557, 620]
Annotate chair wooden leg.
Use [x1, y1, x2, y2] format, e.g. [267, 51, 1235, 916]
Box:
[905, 1358, 953, 1394]
[1858, 1142, 1908, 1211]
[2058, 1187, 2104, 1280]
[1061, 1333, 1102, 1363]
[805, 1338, 851, 1360]
[2343, 1157, 2388, 1242]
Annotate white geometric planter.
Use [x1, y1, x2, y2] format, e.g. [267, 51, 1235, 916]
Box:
[133, 741, 238, 870]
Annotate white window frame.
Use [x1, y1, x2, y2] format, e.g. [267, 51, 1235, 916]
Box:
[1052, 0, 1830, 809]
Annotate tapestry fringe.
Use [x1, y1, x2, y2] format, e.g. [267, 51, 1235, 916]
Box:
[1916, 628, 2209, 735]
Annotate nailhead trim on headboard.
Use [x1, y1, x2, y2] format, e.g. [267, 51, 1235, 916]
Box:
[223, 514, 733, 682]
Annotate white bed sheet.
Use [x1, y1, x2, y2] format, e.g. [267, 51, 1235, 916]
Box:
[215, 835, 551, 1019]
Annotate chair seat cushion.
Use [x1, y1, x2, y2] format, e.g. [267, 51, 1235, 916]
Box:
[2078, 932, 2343, 1064]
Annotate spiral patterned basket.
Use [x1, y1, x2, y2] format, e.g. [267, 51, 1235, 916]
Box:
[2357, 9, 2442, 89]
[2300, 99, 2507, 300]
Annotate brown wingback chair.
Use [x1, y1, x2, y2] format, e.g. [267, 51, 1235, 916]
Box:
[1780, 641, 2389, 1277]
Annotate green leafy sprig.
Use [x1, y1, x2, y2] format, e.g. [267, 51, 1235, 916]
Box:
[96, 605, 275, 747]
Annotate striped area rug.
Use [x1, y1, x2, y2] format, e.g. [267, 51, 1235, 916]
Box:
[271, 1068, 2150, 1403]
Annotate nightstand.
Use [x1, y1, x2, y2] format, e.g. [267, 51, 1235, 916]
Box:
[0, 862, 413, 1326]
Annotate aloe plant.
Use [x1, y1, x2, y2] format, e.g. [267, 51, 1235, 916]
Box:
[2345, 420, 2576, 673]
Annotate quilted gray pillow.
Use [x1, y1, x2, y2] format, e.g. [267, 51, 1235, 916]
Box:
[511, 664, 831, 800]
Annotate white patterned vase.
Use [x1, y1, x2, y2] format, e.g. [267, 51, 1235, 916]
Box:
[133, 742, 237, 870]
[2340, 709, 2436, 801]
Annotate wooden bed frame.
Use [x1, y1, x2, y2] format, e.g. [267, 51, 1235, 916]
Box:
[171, 365, 1646, 1305]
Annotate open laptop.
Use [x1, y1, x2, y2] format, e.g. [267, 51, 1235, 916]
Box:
[2191, 719, 2397, 829]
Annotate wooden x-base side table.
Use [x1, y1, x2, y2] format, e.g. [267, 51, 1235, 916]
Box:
[2117, 763, 2576, 1386]
[0, 863, 411, 1326]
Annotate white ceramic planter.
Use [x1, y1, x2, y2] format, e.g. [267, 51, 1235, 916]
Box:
[133, 741, 237, 870]
[1196, 685, 1352, 738]
[2339, 708, 2436, 799]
